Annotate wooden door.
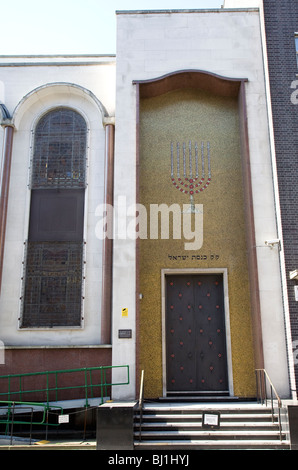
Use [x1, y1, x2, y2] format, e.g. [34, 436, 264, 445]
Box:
[166, 274, 229, 394]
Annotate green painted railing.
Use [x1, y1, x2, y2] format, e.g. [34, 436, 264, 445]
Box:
[0, 364, 129, 409]
[0, 400, 63, 432]
[0, 365, 129, 442]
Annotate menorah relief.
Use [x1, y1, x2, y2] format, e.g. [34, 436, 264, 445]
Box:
[170, 140, 211, 213]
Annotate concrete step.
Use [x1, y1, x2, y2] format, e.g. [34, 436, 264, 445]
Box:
[135, 429, 284, 439]
[134, 439, 290, 450]
[135, 412, 277, 421]
[134, 402, 289, 450]
[137, 403, 275, 412]
[135, 421, 280, 431]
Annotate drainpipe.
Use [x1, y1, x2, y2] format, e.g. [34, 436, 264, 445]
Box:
[101, 118, 115, 345]
[0, 105, 14, 295]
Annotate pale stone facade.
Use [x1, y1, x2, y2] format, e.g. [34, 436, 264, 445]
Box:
[0, 57, 115, 350]
[112, 8, 290, 398]
[0, 6, 294, 401]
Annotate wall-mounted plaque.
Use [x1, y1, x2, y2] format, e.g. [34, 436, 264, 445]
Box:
[118, 329, 132, 339]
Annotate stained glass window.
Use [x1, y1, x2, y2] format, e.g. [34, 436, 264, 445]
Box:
[21, 242, 83, 327]
[21, 108, 86, 328]
[31, 108, 87, 189]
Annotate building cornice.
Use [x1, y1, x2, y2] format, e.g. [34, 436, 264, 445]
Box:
[116, 8, 259, 14]
[0, 54, 116, 67]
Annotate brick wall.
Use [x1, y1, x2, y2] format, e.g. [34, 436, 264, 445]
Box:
[263, 0, 298, 390]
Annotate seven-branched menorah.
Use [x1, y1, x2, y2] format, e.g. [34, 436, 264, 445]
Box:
[170, 140, 211, 213]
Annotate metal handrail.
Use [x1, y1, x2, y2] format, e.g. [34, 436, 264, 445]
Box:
[138, 370, 144, 442]
[0, 400, 63, 425]
[255, 369, 283, 441]
[0, 400, 64, 444]
[0, 365, 130, 409]
[255, 369, 282, 407]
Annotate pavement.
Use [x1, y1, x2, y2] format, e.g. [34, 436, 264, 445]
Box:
[0, 435, 96, 450]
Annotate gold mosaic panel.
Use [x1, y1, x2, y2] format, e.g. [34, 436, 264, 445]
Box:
[139, 88, 255, 398]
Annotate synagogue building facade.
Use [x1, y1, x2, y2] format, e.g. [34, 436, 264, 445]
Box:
[0, 1, 296, 402]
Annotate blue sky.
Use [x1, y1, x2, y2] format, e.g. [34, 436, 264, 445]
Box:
[1, 0, 223, 55]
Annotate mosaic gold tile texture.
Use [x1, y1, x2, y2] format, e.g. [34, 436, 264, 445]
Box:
[139, 89, 255, 398]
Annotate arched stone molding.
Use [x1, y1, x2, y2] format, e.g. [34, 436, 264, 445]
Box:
[0, 81, 110, 347]
[12, 82, 110, 130]
[133, 69, 247, 99]
[133, 69, 265, 393]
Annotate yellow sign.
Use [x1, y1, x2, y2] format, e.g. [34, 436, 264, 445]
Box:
[122, 308, 128, 317]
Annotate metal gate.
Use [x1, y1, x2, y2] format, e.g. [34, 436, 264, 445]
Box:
[165, 274, 229, 395]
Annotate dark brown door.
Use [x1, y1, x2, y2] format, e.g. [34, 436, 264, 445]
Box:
[166, 274, 229, 394]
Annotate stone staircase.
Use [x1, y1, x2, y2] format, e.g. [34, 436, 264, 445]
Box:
[134, 401, 290, 450]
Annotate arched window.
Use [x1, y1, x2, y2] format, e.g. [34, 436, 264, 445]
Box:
[31, 108, 87, 189]
[21, 108, 87, 328]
